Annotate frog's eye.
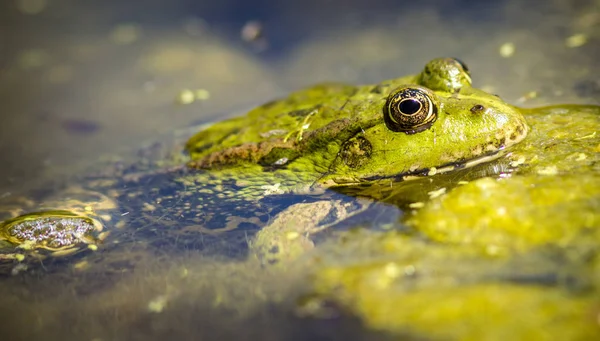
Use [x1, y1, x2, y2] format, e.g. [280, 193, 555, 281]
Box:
[383, 86, 438, 134]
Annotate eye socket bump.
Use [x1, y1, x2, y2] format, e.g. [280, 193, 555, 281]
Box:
[452, 57, 470, 74]
[383, 86, 439, 134]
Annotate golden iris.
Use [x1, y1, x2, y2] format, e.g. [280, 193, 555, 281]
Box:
[383, 85, 438, 134]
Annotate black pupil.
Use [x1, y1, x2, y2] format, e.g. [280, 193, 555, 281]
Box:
[399, 99, 422, 115]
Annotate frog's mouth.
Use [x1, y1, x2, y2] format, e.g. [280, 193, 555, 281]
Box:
[384, 149, 511, 182]
[324, 148, 511, 187]
[363, 119, 529, 183]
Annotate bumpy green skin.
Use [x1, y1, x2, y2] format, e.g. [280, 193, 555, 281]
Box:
[417, 57, 472, 92]
[186, 57, 527, 190]
[305, 105, 600, 339]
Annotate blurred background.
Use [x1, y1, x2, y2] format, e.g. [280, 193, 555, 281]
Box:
[0, 0, 598, 194]
[0, 1, 599, 340]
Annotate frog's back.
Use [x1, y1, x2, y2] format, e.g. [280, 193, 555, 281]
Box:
[185, 78, 415, 170]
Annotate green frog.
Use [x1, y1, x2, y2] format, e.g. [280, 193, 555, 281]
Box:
[186, 57, 526, 188]
[0, 58, 529, 269]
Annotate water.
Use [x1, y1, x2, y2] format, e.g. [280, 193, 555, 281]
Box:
[0, 0, 598, 340]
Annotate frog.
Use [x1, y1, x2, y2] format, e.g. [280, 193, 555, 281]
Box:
[186, 57, 527, 187]
[0, 58, 529, 272]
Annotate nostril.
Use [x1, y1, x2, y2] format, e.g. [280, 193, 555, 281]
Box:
[470, 104, 485, 114]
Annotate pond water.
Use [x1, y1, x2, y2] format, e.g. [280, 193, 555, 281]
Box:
[0, 0, 599, 340]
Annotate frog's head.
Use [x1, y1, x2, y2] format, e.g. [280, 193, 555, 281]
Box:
[323, 58, 528, 184]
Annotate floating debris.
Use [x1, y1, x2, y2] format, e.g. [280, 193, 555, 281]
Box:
[176, 89, 195, 105]
[241, 21, 268, 51]
[147, 295, 169, 313]
[259, 129, 287, 138]
[536, 166, 558, 176]
[176, 89, 211, 105]
[241, 20, 264, 42]
[509, 155, 526, 167]
[11, 263, 28, 276]
[110, 24, 142, 45]
[409, 202, 425, 209]
[499, 42, 515, 58]
[286, 231, 300, 240]
[142, 203, 156, 212]
[428, 188, 446, 199]
[194, 89, 211, 101]
[73, 260, 89, 271]
[17, 49, 49, 69]
[61, 118, 101, 134]
[517, 91, 538, 104]
[273, 157, 289, 166]
[574, 131, 597, 140]
[261, 183, 283, 196]
[16, 0, 47, 15]
[565, 34, 587, 48]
